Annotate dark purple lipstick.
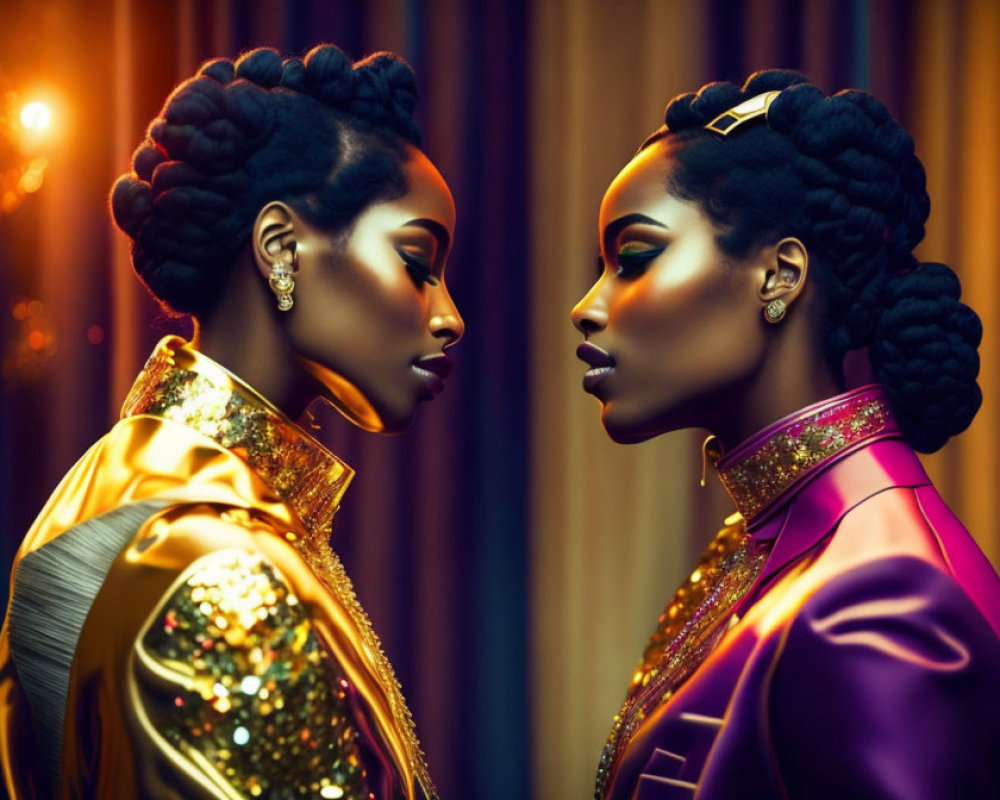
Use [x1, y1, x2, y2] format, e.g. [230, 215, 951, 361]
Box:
[412, 354, 454, 399]
[576, 342, 616, 394]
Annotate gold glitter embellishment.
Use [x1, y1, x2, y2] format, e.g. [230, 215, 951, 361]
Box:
[717, 393, 892, 521]
[291, 533, 440, 800]
[136, 549, 369, 799]
[123, 338, 437, 800]
[121, 338, 353, 536]
[594, 516, 769, 800]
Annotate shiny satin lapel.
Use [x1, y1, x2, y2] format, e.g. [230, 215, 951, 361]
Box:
[744, 440, 933, 600]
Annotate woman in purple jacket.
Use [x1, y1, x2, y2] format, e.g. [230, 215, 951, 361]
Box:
[572, 69, 1000, 800]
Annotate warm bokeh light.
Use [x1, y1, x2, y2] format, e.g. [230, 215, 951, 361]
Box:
[17, 157, 46, 193]
[1, 88, 57, 214]
[19, 101, 51, 131]
[2, 296, 57, 379]
[86, 324, 105, 345]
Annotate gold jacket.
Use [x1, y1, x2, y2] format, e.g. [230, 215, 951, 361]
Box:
[0, 337, 435, 800]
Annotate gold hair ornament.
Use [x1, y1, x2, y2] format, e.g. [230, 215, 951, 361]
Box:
[705, 90, 781, 136]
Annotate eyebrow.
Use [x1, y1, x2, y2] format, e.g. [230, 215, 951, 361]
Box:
[403, 218, 451, 254]
[602, 213, 668, 249]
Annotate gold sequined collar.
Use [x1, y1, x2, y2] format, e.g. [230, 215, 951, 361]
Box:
[121, 336, 354, 536]
[714, 385, 900, 524]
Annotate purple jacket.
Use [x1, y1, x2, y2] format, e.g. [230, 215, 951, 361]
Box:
[605, 386, 1000, 800]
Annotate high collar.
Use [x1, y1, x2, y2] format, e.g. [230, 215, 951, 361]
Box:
[714, 385, 900, 526]
[121, 336, 354, 537]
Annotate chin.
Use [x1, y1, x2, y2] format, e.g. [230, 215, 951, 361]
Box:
[313, 388, 417, 435]
[369, 394, 421, 436]
[600, 399, 688, 445]
[377, 411, 418, 436]
[600, 405, 661, 445]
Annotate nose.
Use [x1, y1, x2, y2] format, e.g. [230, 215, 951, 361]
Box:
[571, 281, 609, 337]
[429, 286, 465, 349]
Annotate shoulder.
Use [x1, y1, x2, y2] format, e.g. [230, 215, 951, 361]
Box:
[766, 556, 1000, 798]
[783, 554, 1000, 681]
[126, 503, 310, 643]
[820, 485, 951, 571]
[75, 501, 312, 668]
[71, 503, 374, 797]
[22, 411, 296, 557]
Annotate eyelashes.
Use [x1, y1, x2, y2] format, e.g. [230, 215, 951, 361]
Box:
[593, 244, 665, 281]
[615, 245, 664, 279]
[397, 247, 439, 287]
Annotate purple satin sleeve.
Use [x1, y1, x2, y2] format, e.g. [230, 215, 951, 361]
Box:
[696, 556, 1000, 800]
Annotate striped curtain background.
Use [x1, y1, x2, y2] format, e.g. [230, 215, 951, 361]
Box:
[0, 2, 997, 799]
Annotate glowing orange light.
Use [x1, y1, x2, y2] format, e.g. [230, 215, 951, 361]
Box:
[86, 324, 105, 345]
[1, 191, 19, 214]
[18, 171, 43, 194]
[12, 302, 27, 320]
[20, 101, 51, 131]
[27, 330, 45, 351]
[17, 157, 47, 194]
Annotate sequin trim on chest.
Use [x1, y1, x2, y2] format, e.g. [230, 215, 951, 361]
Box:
[595, 518, 768, 800]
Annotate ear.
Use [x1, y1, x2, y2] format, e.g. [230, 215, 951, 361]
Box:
[758, 237, 808, 307]
[251, 201, 299, 280]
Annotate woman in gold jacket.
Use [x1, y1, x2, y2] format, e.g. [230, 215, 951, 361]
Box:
[0, 44, 462, 800]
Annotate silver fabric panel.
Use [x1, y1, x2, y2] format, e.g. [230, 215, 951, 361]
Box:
[8, 500, 167, 791]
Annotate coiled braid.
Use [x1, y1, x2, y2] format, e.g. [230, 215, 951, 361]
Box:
[110, 45, 421, 317]
[647, 69, 981, 453]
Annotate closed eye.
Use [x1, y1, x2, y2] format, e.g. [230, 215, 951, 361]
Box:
[397, 248, 439, 287]
[616, 245, 664, 279]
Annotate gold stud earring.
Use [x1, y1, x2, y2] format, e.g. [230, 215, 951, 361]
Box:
[764, 298, 787, 324]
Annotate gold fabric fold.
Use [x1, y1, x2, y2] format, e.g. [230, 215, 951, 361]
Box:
[1, 337, 435, 800]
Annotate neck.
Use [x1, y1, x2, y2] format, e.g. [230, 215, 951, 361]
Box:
[708, 301, 842, 452]
[194, 253, 319, 419]
[711, 355, 842, 452]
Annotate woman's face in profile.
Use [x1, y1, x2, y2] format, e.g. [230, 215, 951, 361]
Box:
[287, 147, 463, 433]
[571, 138, 768, 443]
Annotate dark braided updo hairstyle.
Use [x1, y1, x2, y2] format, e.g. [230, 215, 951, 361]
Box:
[111, 45, 421, 318]
[644, 69, 981, 453]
